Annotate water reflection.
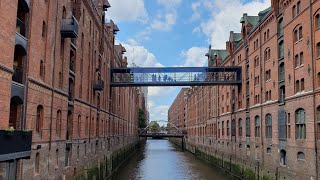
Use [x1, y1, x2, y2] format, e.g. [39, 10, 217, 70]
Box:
[111, 140, 235, 180]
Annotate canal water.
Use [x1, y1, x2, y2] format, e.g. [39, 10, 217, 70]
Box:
[111, 140, 236, 180]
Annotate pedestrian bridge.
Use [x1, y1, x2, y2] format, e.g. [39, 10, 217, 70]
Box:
[110, 67, 242, 87]
[139, 133, 184, 138]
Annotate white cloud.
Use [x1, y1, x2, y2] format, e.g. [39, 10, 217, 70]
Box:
[180, 47, 208, 67]
[192, 0, 270, 48]
[106, 0, 148, 23]
[122, 43, 164, 67]
[190, 2, 201, 21]
[157, 0, 182, 9]
[148, 87, 177, 97]
[150, 13, 177, 31]
[149, 105, 170, 121]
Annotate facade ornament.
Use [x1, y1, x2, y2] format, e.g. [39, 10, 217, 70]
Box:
[308, 64, 311, 75]
[287, 49, 290, 60]
[288, 74, 291, 83]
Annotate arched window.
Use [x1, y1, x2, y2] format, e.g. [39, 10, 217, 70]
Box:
[227, 120, 230, 136]
[40, 60, 45, 79]
[300, 52, 304, 65]
[294, 29, 298, 42]
[279, 62, 285, 81]
[265, 114, 272, 138]
[255, 116, 260, 137]
[295, 108, 306, 139]
[317, 106, 320, 139]
[280, 149, 287, 166]
[317, 42, 320, 58]
[246, 117, 250, 137]
[295, 80, 300, 93]
[267, 147, 271, 154]
[297, 1, 301, 14]
[78, 115, 81, 136]
[299, 26, 303, 40]
[317, 72, 320, 88]
[292, 5, 296, 18]
[238, 118, 243, 137]
[42, 21, 46, 38]
[297, 152, 305, 160]
[316, 14, 320, 29]
[278, 18, 283, 36]
[295, 54, 299, 67]
[278, 110, 287, 139]
[301, 78, 305, 91]
[278, 40, 284, 58]
[35, 152, 40, 174]
[36, 105, 43, 134]
[56, 110, 62, 137]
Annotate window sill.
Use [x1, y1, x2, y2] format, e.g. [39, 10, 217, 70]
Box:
[294, 38, 303, 45]
[266, 79, 271, 83]
[265, 59, 271, 63]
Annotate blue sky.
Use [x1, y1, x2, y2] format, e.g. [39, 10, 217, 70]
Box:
[106, 0, 270, 123]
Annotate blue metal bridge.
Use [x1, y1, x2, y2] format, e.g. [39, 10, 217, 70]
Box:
[110, 67, 242, 87]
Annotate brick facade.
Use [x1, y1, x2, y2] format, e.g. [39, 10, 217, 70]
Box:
[169, 0, 320, 179]
[0, 0, 141, 179]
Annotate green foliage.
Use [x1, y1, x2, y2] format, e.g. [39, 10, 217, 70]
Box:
[149, 121, 160, 133]
[244, 169, 256, 180]
[138, 108, 147, 128]
[261, 175, 275, 180]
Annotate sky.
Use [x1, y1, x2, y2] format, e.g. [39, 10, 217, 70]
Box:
[106, 0, 271, 123]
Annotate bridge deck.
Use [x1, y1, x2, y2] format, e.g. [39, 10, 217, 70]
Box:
[139, 133, 184, 138]
[111, 67, 242, 87]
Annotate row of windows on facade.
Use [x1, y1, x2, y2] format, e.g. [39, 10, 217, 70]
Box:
[215, 108, 308, 140]
[36, 106, 107, 137]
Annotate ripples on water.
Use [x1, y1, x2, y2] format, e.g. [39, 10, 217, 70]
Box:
[111, 140, 235, 180]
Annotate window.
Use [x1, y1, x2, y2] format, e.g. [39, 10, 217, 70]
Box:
[278, 18, 283, 36]
[255, 116, 260, 137]
[222, 121, 225, 136]
[246, 117, 250, 137]
[42, 21, 46, 38]
[297, 152, 305, 160]
[299, 26, 303, 39]
[317, 42, 320, 57]
[86, 116, 89, 135]
[295, 108, 306, 139]
[280, 149, 287, 166]
[300, 52, 304, 65]
[279, 63, 285, 81]
[295, 54, 299, 67]
[239, 119, 242, 137]
[266, 69, 271, 81]
[297, 1, 300, 15]
[317, 106, 320, 139]
[78, 115, 81, 136]
[316, 14, 320, 29]
[294, 30, 298, 42]
[267, 147, 271, 154]
[40, 60, 45, 79]
[301, 78, 305, 91]
[265, 114, 272, 138]
[267, 29, 270, 39]
[56, 110, 62, 137]
[295, 80, 300, 93]
[56, 149, 59, 168]
[36, 105, 43, 134]
[318, 72, 320, 88]
[264, 48, 270, 62]
[278, 110, 287, 140]
[35, 153, 40, 174]
[279, 41, 284, 59]
[227, 120, 230, 136]
[292, 5, 296, 18]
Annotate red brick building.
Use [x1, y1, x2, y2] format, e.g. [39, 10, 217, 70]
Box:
[169, 0, 320, 179]
[168, 88, 188, 134]
[0, 0, 140, 179]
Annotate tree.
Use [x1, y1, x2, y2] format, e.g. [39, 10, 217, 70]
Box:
[138, 108, 147, 128]
[149, 121, 160, 133]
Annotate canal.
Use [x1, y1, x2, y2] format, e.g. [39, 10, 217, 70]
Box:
[111, 140, 236, 180]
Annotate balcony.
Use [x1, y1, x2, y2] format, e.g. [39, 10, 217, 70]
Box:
[16, 18, 26, 37]
[93, 80, 104, 91]
[12, 66, 24, 84]
[279, 94, 285, 104]
[0, 130, 32, 161]
[279, 71, 285, 82]
[61, 16, 79, 38]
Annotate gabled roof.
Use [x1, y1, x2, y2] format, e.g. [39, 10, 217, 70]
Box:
[209, 49, 229, 62]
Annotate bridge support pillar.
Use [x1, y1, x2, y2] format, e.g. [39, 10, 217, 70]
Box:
[181, 137, 185, 152]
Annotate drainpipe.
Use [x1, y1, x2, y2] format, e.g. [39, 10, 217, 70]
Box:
[309, 0, 318, 179]
[259, 24, 264, 168]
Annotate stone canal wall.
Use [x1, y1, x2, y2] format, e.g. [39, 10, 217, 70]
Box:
[70, 139, 143, 180]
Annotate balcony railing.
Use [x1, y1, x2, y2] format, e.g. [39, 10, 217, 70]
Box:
[93, 80, 104, 91]
[0, 130, 32, 161]
[61, 16, 79, 38]
[16, 18, 26, 37]
[12, 66, 24, 84]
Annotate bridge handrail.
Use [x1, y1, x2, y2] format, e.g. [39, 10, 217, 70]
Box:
[140, 120, 183, 135]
